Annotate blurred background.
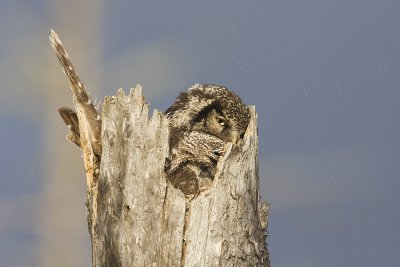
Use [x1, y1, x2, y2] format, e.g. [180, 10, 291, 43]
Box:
[1, 0, 399, 266]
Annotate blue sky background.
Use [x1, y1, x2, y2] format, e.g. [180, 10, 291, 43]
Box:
[0, 0, 399, 266]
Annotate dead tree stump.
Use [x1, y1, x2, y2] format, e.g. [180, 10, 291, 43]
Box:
[85, 85, 270, 267]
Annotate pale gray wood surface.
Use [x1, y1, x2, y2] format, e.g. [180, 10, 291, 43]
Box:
[87, 86, 270, 267]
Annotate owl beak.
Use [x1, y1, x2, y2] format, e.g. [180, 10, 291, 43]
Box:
[230, 130, 240, 145]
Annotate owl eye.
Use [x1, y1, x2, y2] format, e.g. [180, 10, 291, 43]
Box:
[216, 117, 226, 127]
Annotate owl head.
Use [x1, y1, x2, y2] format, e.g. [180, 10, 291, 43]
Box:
[165, 84, 251, 145]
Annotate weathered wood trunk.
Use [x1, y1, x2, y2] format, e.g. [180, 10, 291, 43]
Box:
[86, 85, 270, 267]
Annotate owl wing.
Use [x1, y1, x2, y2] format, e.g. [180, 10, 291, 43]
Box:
[166, 131, 226, 195]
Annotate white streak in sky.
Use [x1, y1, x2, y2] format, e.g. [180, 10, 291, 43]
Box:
[236, 58, 244, 71]
[335, 79, 344, 96]
[302, 84, 310, 97]
[376, 64, 384, 76]
[230, 23, 237, 36]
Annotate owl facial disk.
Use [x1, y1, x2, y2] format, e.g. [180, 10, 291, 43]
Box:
[205, 109, 240, 144]
[206, 109, 226, 131]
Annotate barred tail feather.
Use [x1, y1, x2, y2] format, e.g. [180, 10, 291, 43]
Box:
[58, 107, 81, 147]
[50, 29, 102, 156]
